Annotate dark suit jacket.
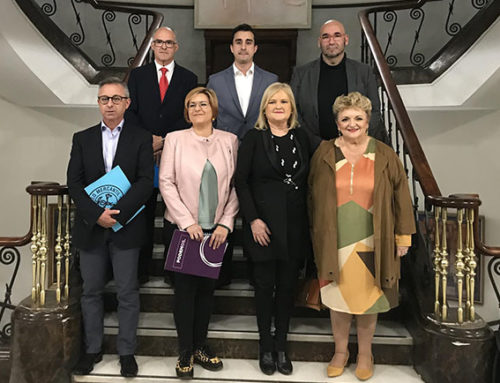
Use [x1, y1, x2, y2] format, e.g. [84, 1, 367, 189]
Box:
[125, 62, 198, 136]
[290, 57, 388, 149]
[235, 128, 312, 262]
[67, 122, 154, 250]
[207, 65, 278, 139]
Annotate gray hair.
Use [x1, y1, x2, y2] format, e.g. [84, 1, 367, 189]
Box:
[98, 77, 129, 98]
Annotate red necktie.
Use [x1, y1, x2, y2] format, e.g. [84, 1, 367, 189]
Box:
[159, 67, 169, 102]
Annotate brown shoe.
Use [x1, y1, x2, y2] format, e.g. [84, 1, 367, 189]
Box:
[355, 354, 374, 381]
[327, 351, 349, 377]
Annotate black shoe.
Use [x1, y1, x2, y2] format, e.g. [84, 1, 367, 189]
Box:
[176, 351, 194, 379]
[276, 351, 293, 375]
[119, 354, 138, 377]
[194, 345, 223, 371]
[72, 352, 103, 375]
[259, 351, 276, 375]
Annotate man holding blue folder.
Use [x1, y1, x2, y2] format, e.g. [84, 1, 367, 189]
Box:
[67, 78, 153, 377]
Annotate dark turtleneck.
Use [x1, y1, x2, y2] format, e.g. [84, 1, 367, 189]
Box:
[317, 54, 348, 140]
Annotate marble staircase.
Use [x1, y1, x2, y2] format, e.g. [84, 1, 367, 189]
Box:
[73, 209, 423, 383]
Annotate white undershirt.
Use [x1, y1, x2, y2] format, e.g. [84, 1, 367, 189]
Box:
[233, 63, 254, 116]
[155, 60, 175, 84]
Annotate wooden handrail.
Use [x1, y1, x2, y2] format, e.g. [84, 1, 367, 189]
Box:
[359, 1, 500, 258]
[359, 0, 440, 199]
[15, 0, 163, 83]
[0, 183, 68, 247]
[90, 1, 163, 80]
[25, 183, 68, 196]
[426, 194, 481, 209]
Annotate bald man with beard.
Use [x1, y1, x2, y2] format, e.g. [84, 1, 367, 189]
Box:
[290, 19, 388, 150]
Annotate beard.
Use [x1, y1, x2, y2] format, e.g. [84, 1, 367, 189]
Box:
[322, 46, 344, 60]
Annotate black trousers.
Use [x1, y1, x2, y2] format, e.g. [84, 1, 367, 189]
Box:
[163, 220, 217, 353]
[253, 258, 300, 352]
[173, 272, 217, 353]
[138, 188, 161, 278]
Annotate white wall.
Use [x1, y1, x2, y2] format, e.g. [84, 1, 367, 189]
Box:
[410, 108, 500, 323]
[0, 96, 98, 328]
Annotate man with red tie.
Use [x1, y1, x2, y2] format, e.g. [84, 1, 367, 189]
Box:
[126, 26, 197, 284]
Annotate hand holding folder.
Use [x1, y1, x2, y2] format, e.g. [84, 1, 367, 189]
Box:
[84, 166, 145, 232]
[164, 229, 228, 279]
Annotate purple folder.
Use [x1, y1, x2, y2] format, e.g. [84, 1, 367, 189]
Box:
[164, 229, 227, 279]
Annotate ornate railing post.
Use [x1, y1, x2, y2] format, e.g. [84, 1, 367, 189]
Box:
[433, 206, 441, 318]
[30, 196, 38, 302]
[440, 207, 449, 321]
[455, 208, 465, 323]
[467, 208, 477, 321]
[64, 194, 71, 299]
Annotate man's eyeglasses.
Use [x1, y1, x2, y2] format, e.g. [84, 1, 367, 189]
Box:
[188, 101, 210, 109]
[153, 39, 177, 48]
[321, 33, 345, 41]
[97, 95, 129, 105]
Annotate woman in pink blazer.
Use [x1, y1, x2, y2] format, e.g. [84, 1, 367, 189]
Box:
[159, 87, 239, 378]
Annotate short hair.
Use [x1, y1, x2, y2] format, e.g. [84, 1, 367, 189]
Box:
[255, 83, 298, 131]
[333, 91, 372, 121]
[184, 87, 219, 123]
[231, 23, 256, 44]
[98, 77, 129, 97]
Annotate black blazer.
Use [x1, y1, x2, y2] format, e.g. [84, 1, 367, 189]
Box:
[235, 128, 312, 262]
[125, 62, 198, 136]
[67, 122, 153, 250]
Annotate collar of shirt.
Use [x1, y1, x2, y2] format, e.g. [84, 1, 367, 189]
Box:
[233, 62, 254, 77]
[101, 119, 124, 134]
[155, 60, 175, 83]
[101, 120, 124, 173]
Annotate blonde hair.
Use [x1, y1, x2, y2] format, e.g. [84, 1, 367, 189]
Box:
[184, 87, 219, 122]
[333, 91, 372, 121]
[255, 82, 298, 130]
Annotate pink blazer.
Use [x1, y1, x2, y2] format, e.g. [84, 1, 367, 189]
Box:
[159, 128, 239, 231]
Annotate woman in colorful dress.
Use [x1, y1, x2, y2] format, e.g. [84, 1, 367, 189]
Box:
[159, 87, 239, 378]
[308, 92, 415, 381]
[235, 82, 312, 376]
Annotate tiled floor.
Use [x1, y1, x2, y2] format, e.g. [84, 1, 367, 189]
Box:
[74, 355, 425, 383]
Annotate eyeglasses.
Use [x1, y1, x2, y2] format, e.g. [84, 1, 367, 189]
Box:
[321, 33, 345, 41]
[97, 95, 128, 105]
[153, 39, 177, 48]
[188, 101, 210, 109]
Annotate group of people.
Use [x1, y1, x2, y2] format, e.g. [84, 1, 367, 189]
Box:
[67, 19, 415, 381]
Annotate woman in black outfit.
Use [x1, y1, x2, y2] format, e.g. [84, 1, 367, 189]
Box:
[235, 82, 312, 376]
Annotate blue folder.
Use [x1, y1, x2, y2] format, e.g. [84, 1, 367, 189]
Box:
[84, 166, 145, 232]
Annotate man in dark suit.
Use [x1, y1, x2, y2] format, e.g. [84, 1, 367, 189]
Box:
[125, 26, 198, 283]
[67, 78, 153, 377]
[207, 23, 278, 286]
[290, 19, 388, 150]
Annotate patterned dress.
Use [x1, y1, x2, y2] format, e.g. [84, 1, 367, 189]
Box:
[320, 138, 397, 314]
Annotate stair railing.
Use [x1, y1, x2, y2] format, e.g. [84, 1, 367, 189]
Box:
[16, 0, 163, 83]
[359, 0, 500, 326]
[2, 183, 73, 309]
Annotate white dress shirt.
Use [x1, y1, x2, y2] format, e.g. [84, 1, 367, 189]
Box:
[101, 119, 124, 173]
[155, 60, 175, 84]
[233, 63, 254, 117]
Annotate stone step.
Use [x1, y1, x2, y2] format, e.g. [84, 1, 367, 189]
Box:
[72, 355, 424, 383]
[104, 277, 402, 320]
[102, 313, 413, 364]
